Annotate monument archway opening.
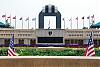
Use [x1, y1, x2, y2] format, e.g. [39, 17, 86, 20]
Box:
[38, 5, 61, 29]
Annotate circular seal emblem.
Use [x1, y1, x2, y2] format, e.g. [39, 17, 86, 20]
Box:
[48, 31, 52, 36]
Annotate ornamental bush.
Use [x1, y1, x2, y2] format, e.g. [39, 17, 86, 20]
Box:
[0, 47, 100, 56]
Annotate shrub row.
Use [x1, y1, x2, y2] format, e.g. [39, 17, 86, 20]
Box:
[0, 47, 100, 56]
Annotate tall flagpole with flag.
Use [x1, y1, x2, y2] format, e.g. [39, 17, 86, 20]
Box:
[32, 18, 36, 38]
[87, 16, 90, 28]
[19, 17, 23, 29]
[25, 17, 29, 29]
[13, 16, 16, 29]
[7, 14, 11, 25]
[69, 18, 72, 29]
[84, 32, 95, 56]
[6, 19, 8, 24]
[8, 34, 18, 56]
[32, 18, 36, 29]
[82, 16, 84, 28]
[76, 17, 78, 29]
[2, 13, 6, 23]
[91, 15, 95, 25]
[63, 18, 65, 29]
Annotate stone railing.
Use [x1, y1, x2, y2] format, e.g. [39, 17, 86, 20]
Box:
[0, 56, 100, 67]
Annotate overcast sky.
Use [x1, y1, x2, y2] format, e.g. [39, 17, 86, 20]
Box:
[0, 0, 99, 29]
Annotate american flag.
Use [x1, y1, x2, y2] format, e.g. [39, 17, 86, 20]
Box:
[91, 15, 94, 18]
[19, 17, 22, 20]
[32, 18, 36, 21]
[7, 16, 11, 18]
[84, 32, 95, 56]
[69, 18, 72, 21]
[13, 16, 16, 19]
[76, 17, 78, 20]
[82, 16, 84, 19]
[8, 34, 17, 56]
[62, 18, 65, 21]
[2, 15, 6, 18]
[87, 16, 90, 19]
[25, 17, 29, 21]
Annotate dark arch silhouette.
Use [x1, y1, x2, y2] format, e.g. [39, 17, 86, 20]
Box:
[39, 5, 61, 29]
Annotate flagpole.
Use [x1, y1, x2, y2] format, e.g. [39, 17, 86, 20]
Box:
[89, 16, 90, 28]
[28, 17, 29, 29]
[92, 15, 95, 24]
[15, 16, 16, 29]
[91, 15, 95, 25]
[35, 18, 36, 29]
[77, 19, 78, 29]
[10, 14, 11, 26]
[5, 13, 6, 23]
[22, 17, 23, 29]
[76, 17, 78, 29]
[63, 18, 65, 29]
[91, 18, 93, 25]
[15, 17, 16, 29]
[69, 18, 72, 29]
[83, 19, 84, 28]
[94, 15, 95, 24]
[71, 19, 72, 29]
[64, 19, 65, 29]
[82, 17, 84, 28]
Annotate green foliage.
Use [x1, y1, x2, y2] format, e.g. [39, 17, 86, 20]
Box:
[0, 48, 8, 56]
[95, 48, 100, 56]
[0, 47, 100, 56]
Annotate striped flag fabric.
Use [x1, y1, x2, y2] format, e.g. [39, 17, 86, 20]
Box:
[6, 19, 8, 23]
[8, 34, 18, 56]
[76, 17, 78, 20]
[87, 16, 90, 19]
[25, 17, 29, 21]
[69, 18, 72, 21]
[7, 16, 11, 18]
[19, 17, 22, 20]
[91, 15, 94, 18]
[62, 18, 65, 21]
[84, 32, 95, 56]
[82, 16, 84, 19]
[32, 18, 36, 21]
[2, 15, 6, 18]
[7, 14, 11, 18]
[91, 15, 95, 23]
[13, 16, 16, 19]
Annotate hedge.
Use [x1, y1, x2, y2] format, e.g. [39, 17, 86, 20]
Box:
[0, 47, 100, 56]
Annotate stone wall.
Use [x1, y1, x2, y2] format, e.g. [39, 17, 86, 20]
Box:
[0, 56, 100, 67]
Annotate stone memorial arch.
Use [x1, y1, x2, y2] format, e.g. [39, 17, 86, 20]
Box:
[39, 5, 61, 29]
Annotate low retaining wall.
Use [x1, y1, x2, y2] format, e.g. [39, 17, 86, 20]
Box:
[0, 56, 100, 67]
